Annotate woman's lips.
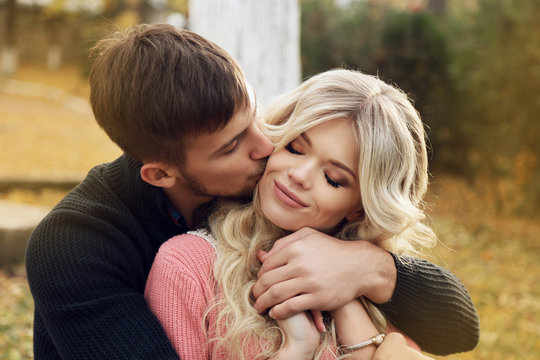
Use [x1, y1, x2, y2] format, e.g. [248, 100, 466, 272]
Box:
[273, 180, 307, 208]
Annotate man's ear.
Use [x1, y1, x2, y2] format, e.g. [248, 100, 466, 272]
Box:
[345, 207, 364, 223]
[140, 163, 178, 188]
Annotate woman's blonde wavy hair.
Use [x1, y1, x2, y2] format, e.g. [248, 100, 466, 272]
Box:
[205, 69, 436, 359]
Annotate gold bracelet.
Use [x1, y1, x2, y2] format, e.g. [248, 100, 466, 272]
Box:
[338, 333, 386, 354]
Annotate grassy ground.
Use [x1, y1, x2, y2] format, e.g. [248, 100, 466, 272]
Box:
[0, 65, 120, 181]
[427, 178, 540, 360]
[0, 64, 120, 359]
[1, 65, 539, 359]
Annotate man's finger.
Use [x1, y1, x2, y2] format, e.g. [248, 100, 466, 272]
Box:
[256, 244, 291, 279]
[253, 278, 307, 314]
[310, 310, 325, 332]
[261, 227, 311, 260]
[268, 293, 320, 320]
[256, 249, 267, 263]
[252, 264, 292, 301]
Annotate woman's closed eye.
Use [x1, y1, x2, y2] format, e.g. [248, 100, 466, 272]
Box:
[324, 173, 342, 188]
[286, 142, 346, 188]
[285, 143, 303, 155]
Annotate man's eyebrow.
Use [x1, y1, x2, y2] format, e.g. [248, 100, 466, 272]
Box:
[302, 132, 356, 179]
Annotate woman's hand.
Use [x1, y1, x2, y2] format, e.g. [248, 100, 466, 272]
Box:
[271, 311, 320, 360]
[373, 333, 434, 360]
[333, 299, 379, 360]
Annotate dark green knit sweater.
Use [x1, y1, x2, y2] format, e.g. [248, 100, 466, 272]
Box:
[26, 155, 479, 359]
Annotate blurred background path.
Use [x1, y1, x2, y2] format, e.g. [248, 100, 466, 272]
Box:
[0, 68, 121, 265]
[0, 66, 120, 358]
[0, 70, 121, 182]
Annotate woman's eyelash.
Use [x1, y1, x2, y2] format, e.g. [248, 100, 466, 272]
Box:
[325, 173, 341, 188]
[285, 143, 302, 155]
[286, 143, 342, 188]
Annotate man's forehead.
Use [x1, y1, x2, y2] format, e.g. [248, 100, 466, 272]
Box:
[187, 106, 252, 151]
[184, 81, 255, 153]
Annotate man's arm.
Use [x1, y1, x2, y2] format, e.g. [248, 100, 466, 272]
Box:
[252, 227, 479, 356]
[374, 254, 479, 355]
[26, 213, 180, 360]
[252, 228, 396, 316]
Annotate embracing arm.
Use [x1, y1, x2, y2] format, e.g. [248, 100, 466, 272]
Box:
[252, 228, 479, 356]
[374, 254, 479, 355]
[25, 214, 179, 360]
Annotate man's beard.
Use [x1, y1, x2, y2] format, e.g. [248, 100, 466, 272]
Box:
[181, 162, 266, 201]
[183, 176, 254, 200]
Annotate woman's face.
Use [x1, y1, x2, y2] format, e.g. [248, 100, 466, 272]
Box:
[258, 118, 362, 233]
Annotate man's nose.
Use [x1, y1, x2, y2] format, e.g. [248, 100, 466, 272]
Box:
[250, 126, 274, 160]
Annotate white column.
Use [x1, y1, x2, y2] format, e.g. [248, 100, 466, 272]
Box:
[189, 0, 301, 105]
[1, 47, 18, 76]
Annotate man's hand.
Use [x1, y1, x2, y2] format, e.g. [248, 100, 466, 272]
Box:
[252, 227, 397, 320]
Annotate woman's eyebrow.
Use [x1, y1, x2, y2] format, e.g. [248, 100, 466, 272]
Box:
[300, 132, 312, 146]
[303, 132, 356, 179]
[329, 160, 356, 180]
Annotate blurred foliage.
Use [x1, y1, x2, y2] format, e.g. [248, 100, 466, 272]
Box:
[168, 0, 188, 15]
[447, 0, 540, 214]
[301, 0, 454, 165]
[301, 0, 540, 214]
[0, 265, 34, 360]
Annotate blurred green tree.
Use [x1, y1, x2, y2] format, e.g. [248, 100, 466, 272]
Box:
[300, 0, 540, 213]
[449, 0, 540, 213]
[374, 10, 453, 170]
[301, 0, 454, 169]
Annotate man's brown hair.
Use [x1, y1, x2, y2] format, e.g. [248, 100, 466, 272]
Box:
[89, 23, 250, 164]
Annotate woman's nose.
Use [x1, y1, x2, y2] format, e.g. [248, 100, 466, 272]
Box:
[287, 161, 314, 189]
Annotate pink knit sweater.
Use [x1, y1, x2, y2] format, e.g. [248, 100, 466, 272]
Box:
[145, 233, 218, 359]
[145, 233, 418, 359]
[145, 232, 338, 359]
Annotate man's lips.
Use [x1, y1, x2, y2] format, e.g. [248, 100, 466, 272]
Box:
[273, 180, 307, 208]
[251, 172, 264, 181]
[250, 162, 267, 181]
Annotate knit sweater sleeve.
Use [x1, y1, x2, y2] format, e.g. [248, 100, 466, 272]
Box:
[26, 209, 181, 360]
[145, 234, 217, 360]
[374, 254, 480, 355]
